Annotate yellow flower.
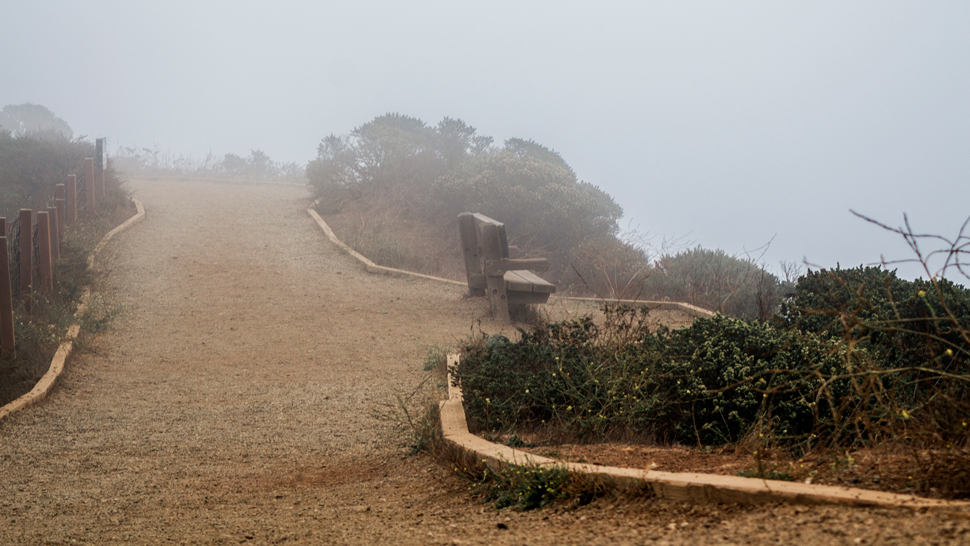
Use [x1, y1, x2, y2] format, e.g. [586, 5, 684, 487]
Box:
[901, 409, 910, 419]
[946, 349, 954, 357]
[918, 290, 926, 297]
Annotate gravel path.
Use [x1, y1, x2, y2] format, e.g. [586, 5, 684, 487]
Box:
[1, 178, 967, 545]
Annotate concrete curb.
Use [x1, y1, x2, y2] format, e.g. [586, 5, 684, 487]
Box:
[441, 354, 969, 510]
[0, 198, 146, 422]
[306, 206, 466, 287]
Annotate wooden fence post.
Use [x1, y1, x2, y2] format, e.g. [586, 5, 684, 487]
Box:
[0, 218, 15, 356]
[95, 138, 105, 200]
[85, 158, 96, 215]
[37, 211, 54, 296]
[66, 174, 77, 225]
[19, 209, 32, 313]
[55, 184, 66, 238]
[46, 206, 60, 261]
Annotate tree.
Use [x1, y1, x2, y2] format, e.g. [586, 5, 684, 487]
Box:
[0, 103, 73, 139]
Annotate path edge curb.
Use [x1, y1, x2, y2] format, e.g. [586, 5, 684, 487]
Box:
[441, 354, 969, 511]
[306, 205, 466, 287]
[0, 198, 146, 422]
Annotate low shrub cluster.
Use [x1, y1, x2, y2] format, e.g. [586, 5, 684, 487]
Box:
[454, 266, 970, 455]
[455, 308, 851, 447]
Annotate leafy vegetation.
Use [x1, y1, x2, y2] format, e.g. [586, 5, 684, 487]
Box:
[454, 308, 853, 446]
[308, 113, 788, 315]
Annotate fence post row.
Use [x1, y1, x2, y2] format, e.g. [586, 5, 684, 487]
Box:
[1, 147, 105, 356]
[1, 218, 15, 356]
[19, 209, 32, 314]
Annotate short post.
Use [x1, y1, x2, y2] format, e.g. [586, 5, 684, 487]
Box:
[55, 184, 67, 237]
[66, 174, 77, 225]
[95, 138, 105, 200]
[0, 218, 15, 356]
[46, 206, 60, 261]
[85, 158, 96, 215]
[37, 211, 54, 296]
[19, 210, 32, 313]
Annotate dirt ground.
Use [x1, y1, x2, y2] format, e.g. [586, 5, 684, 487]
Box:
[1, 177, 968, 545]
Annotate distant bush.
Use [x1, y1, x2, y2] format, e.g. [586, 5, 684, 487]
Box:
[0, 103, 73, 139]
[0, 130, 93, 218]
[643, 246, 791, 320]
[112, 145, 304, 183]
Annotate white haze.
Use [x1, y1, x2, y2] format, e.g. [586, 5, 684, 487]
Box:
[2, 1, 968, 279]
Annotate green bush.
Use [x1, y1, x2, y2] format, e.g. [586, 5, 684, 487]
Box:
[455, 307, 854, 446]
[779, 265, 970, 442]
[654, 315, 851, 445]
[780, 266, 970, 367]
[456, 263, 970, 450]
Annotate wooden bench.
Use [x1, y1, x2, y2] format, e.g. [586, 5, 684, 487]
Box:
[458, 212, 556, 322]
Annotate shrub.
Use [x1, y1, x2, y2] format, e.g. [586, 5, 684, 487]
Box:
[644, 246, 790, 320]
[779, 265, 970, 442]
[454, 306, 877, 448]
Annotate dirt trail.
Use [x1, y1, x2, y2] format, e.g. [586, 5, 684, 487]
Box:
[0, 178, 967, 545]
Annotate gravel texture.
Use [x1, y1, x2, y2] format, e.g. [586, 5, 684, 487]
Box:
[1, 177, 968, 545]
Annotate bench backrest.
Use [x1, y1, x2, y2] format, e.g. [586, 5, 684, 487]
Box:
[458, 212, 508, 295]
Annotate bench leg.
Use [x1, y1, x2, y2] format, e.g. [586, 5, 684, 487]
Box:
[485, 274, 510, 322]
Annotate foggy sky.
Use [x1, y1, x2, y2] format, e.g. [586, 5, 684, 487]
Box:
[2, 1, 968, 280]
